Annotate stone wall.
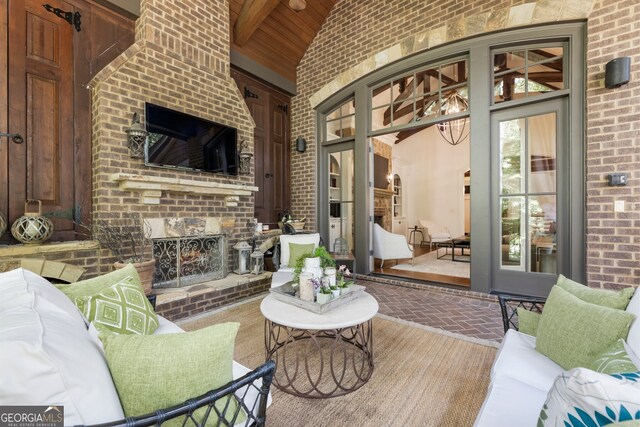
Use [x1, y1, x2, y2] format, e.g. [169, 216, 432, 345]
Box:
[88, 0, 256, 275]
[291, 0, 640, 289]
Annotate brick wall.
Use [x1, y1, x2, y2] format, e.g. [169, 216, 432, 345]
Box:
[585, 0, 640, 289]
[291, 0, 639, 289]
[89, 0, 255, 274]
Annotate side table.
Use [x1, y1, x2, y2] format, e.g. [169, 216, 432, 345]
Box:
[331, 252, 356, 274]
[260, 293, 378, 398]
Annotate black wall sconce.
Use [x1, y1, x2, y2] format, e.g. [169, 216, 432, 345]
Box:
[296, 136, 306, 153]
[125, 112, 147, 158]
[238, 140, 253, 175]
[605, 57, 631, 89]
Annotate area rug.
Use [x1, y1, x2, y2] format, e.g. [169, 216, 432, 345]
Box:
[179, 297, 496, 427]
[391, 250, 470, 278]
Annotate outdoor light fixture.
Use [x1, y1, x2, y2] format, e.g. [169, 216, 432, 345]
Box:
[605, 57, 631, 89]
[125, 112, 148, 158]
[296, 136, 307, 153]
[238, 139, 253, 174]
[289, 0, 306, 12]
[437, 91, 470, 146]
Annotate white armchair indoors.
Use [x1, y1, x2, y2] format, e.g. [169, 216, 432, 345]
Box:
[419, 219, 451, 249]
[372, 223, 413, 268]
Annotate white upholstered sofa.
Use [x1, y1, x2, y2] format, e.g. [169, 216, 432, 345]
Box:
[474, 286, 640, 426]
[0, 267, 273, 426]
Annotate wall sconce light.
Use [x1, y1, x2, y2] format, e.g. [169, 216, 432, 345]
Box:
[289, 0, 306, 12]
[296, 136, 307, 153]
[605, 57, 631, 89]
[238, 139, 253, 175]
[125, 112, 148, 158]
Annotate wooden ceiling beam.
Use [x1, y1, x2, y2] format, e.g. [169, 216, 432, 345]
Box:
[233, 0, 281, 46]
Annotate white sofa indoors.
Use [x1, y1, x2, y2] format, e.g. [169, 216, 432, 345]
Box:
[271, 232, 320, 288]
[0, 267, 272, 426]
[474, 281, 640, 426]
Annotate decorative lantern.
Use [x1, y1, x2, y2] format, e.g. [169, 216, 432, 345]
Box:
[238, 140, 253, 175]
[333, 237, 349, 255]
[250, 249, 264, 275]
[233, 241, 252, 274]
[11, 200, 54, 245]
[0, 211, 6, 238]
[125, 112, 148, 158]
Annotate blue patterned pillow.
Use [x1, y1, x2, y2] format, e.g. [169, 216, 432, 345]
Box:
[538, 368, 640, 427]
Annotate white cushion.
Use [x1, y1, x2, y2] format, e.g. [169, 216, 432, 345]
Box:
[491, 329, 564, 392]
[155, 315, 184, 334]
[625, 287, 640, 356]
[271, 269, 293, 288]
[279, 233, 320, 267]
[474, 374, 549, 427]
[0, 268, 124, 425]
[539, 368, 640, 426]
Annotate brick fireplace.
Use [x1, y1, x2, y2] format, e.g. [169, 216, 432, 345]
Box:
[88, 0, 256, 277]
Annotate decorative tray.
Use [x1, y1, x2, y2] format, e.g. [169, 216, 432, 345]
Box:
[270, 282, 365, 314]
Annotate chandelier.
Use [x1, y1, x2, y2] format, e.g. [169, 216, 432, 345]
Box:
[437, 91, 470, 146]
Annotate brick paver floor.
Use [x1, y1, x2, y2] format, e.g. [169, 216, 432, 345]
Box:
[360, 278, 504, 342]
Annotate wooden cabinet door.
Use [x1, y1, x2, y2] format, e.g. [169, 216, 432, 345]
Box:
[269, 92, 290, 225]
[231, 69, 291, 228]
[4, 0, 75, 241]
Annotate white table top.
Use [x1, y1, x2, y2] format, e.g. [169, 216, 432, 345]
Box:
[260, 293, 379, 330]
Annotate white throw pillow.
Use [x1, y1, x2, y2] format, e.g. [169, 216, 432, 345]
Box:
[626, 287, 640, 356]
[538, 368, 640, 426]
[279, 233, 320, 268]
[0, 268, 125, 424]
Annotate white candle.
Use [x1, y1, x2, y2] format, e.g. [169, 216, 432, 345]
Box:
[239, 255, 246, 272]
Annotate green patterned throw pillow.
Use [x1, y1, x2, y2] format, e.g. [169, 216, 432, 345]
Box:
[100, 323, 245, 425]
[76, 276, 158, 335]
[589, 338, 639, 375]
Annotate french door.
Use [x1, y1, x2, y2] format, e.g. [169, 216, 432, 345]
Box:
[491, 98, 568, 296]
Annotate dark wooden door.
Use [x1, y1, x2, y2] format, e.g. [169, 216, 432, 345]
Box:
[5, 0, 75, 240]
[1, 0, 134, 244]
[231, 68, 291, 228]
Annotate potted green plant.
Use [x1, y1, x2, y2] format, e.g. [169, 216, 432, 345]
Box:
[337, 265, 354, 294]
[316, 285, 333, 304]
[292, 246, 336, 284]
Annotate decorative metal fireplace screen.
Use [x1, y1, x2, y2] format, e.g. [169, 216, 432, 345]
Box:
[152, 235, 225, 287]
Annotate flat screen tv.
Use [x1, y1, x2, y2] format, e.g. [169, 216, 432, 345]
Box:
[144, 103, 238, 176]
[373, 154, 390, 190]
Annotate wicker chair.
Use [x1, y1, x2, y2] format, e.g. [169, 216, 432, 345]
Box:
[88, 360, 276, 427]
[497, 294, 547, 333]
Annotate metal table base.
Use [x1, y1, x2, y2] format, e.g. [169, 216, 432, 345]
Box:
[264, 319, 374, 398]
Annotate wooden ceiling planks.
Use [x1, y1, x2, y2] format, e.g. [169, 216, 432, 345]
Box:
[229, 0, 337, 82]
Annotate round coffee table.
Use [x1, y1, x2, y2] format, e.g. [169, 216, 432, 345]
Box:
[260, 293, 378, 398]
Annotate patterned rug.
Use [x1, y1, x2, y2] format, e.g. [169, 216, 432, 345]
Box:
[391, 250, 470, 278]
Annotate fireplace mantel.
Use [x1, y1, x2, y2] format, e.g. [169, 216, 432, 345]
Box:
[110, 173, 259, 206]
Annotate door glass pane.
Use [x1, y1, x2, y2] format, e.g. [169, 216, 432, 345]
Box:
[500, 119, 524, 194]
[328, 150, 354, 254]
[499, 111, 557, 274]
[528, 112, 556, 193]
[530, 195, 556, 273]
[501, 196, 525, 270]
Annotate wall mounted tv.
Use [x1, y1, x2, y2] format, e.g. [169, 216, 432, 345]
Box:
[144, 103, 238, 176]
[373, 154, 390, 190]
